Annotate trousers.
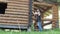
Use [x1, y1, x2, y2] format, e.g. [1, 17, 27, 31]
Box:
[37, 16, 42, 31]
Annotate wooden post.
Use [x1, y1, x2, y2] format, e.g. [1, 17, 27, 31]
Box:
[52, 4, 58, 29]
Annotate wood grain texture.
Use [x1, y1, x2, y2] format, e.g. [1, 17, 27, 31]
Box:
[0, 0, 29, 24]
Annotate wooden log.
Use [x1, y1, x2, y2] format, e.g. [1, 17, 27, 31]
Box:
[11, 0, 29, 1]
[34, 2, 52, 7]
[52, 4, 58, 29]
[0, 20, 28, 24]
[7, 5, 29, 8]
[6, 9, 29, 13]
[5, 11, 29, 13]
[43, 21, 52, 26]
[0, 0, 30, 27]
[8, 4, 29, 7]
[5, 12, 28, 15]
[0, 14, 28, 18]
[8, 2, 29, 4]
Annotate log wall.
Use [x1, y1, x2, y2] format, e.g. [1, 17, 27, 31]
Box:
[0, 0, 29, 25]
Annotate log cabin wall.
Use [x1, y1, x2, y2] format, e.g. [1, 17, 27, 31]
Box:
[0, 0, 30, 25]
[52, 5, 58, 28]
[33, 0, 59, 29]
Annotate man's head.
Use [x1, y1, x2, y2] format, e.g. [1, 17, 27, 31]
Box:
[34, 8, 41, 16]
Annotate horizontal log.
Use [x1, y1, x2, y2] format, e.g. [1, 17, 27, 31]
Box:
[43, 21, 52, 26]
[8, 5, 29, 7]
[0, 18, 28, 21]
[7, 5, 29, 8]
[0, 14, 28, 18]
[5, 12, 29, 16]
[0, 15, 28, 19]
[8, 3, 29, 7]
[7, 3, 29, 6]
[7, 7, 29, 10]
[5, 11, 29, 13]
[0, 23, 28, 25]
[8, 0, 29, 2]
[6, 10, 28, 12]
[0, 17, 28, 20]
[6, 9, 29, 12]
[0, 20, 28, 24]
[0, 16, 28, 20]
[8, 2, 29, 5]
[6, 10, 28, 13]
[5, 12, 29, 15]
[5, 13, 29, 15]
[6, 8, 29, 10]
[34, 2, 52, 7]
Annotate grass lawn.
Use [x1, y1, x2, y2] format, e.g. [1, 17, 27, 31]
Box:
[0, 29, 60, 34]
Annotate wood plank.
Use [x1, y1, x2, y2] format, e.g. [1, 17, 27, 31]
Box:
[6, 8, 29, 10]
[34, 2, 52, 7]
[7, 5, 29, 8]
[5, 11, 29, 15]
[6, 9, 29, 12]
[0, 17, 28, 21]
[0, 20, 28, 24]
[0, 15, 28, 19]
[6, 10, 29, 13]
[43, 21, 52, 26]
[0, 18, 28, 21]
[8, 5, 29, 7]
[8, 0, 29, 2]
[8, 2, 29, 5]
[0, 17, 28, 20]
[0, 23, 28, 25]
[0, 18, 28, 22]
[5, 13, 29, 16]
[5, 11, 29, 13]
[0, 16, 28, 19]
[8, 1, 29, 4]
[6, 8, 29, 11]
[8, 3, 29, 7]
[7, 6, 29, 10]
[0, 14, 28, 18]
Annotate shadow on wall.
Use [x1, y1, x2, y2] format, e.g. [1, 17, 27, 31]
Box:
[0, 2, 7, 14]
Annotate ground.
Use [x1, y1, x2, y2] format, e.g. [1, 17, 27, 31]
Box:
[0, 28, 60, 34]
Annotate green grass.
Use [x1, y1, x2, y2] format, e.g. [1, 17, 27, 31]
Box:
[0, 29, 60, 34]
[0, 31, 59, 34]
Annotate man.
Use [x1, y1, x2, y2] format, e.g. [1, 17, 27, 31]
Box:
[34, 8, 43, 31]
